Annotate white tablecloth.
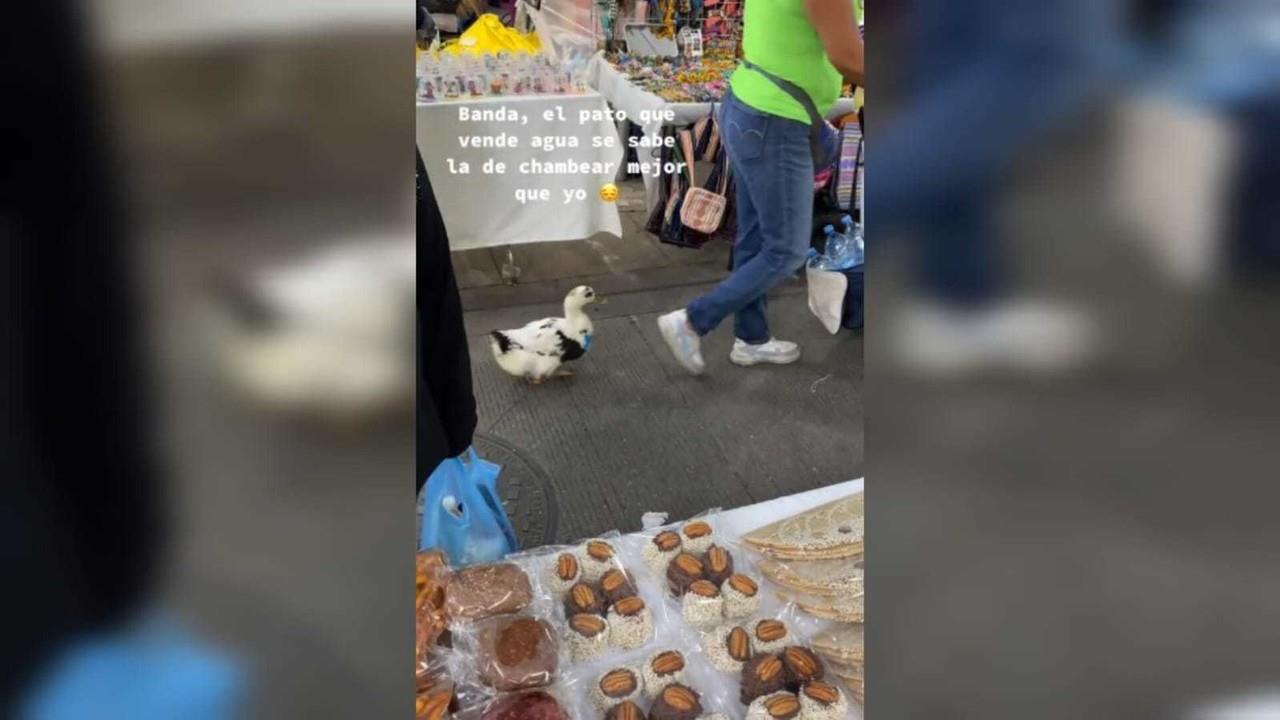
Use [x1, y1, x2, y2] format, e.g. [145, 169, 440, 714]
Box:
[704, 478, 863, 539]
[587, 53, 858, 212]
[417, 92, 624, 250]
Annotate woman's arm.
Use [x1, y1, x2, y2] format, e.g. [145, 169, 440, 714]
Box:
[804, 0, 864, 86]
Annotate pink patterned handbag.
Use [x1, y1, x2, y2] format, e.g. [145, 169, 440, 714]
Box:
[679, 129, 731, 234]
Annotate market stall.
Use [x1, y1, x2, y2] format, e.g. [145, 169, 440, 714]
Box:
[417, 15, 624, 250]
[416, 480, 864, 719]
[417, 92, 624, 250]
[587, 51, 858, 212]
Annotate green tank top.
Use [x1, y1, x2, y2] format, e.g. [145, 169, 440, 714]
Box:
[728, 0, 858, 124]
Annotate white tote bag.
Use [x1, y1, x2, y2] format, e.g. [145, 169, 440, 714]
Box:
[806, 265, 848, 335]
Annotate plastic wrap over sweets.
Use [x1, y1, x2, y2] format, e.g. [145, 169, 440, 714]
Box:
[446, 563, 536, 622]
[479, 689, 572, 720]
[469, 615, 561, 692]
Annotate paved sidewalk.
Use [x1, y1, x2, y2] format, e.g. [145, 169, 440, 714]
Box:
[455, 180, 863, 542]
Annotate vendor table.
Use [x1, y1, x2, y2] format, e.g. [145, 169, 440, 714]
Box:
[666, 478, 863, 539]
[416, 91, 624, 250]
[587, 53, 858, 212]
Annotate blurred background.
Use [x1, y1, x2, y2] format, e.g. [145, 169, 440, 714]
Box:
[3, 0, 413, 717]
[868, 0, 1280, 717]
[9, 0, 1280, 717]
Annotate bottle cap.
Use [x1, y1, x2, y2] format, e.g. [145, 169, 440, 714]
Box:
[823, 225, 834, 234]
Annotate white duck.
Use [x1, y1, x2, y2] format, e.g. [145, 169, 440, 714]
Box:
[490, 285, 601, 383]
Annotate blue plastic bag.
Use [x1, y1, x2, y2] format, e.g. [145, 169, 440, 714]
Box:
[21, 613, 243, 720]
[419, 447, 519, 565]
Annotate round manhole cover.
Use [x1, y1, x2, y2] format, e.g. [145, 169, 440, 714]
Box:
[417, 432, 558, 551]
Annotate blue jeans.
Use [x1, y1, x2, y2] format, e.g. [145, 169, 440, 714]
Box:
[873, 0, 1109, 306]
[687, 91, 813, 344]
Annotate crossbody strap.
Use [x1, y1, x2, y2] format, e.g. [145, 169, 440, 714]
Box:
[679, 129, 697, 186]
[740, 59, 825, 165]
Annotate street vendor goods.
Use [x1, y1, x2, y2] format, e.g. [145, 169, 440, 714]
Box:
[649, 683, 704, 720]
[602, 49, 737, 103]
[592, 666, 643, 709]
[445, 562, 534, 620]
[798, 681, 850, 720]
[741, 493, 864, 560]
[480, 691, 571, 720]
[417, 50, 587, 103]
[745, 691, 801, 720]
[476, 615, 560, 691]
[642, 649, 688, 697]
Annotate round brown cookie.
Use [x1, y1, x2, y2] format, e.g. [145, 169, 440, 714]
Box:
[723, 574, 761, 619]
[564, 581, 605, 616]
[605, 701, 647, 720]
[702, 624, 753, 673]
[643, 530, 683, 574]
[680, 521, 715, 554]
[649, 684, 703, 720]
[642, 649, 688, 696]
[480, 690, 570, 720]
[581, 539, 619, 583]
[477, 616, 559, 691]
[666, 552, 705, 596]
[592, 666, 642, 710]
[680, 580, 724, 628]
[600, 568, 638, 605]
[740, 654, 787, 704]
[607, 596, 653, 650]
[745, 692, 801, 720]
[751, 619, 790, 654]
[779, 646, 825, 687]
[546, 552, 581, 595]
[702, 544, 735, 586]
[566, 613, 609, 662]
[798, 681, 849, 720]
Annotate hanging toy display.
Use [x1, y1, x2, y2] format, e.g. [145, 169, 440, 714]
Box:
[597, 0, 619, 51]
[658, 0, 676, 38]
[678, 26, 703, 60]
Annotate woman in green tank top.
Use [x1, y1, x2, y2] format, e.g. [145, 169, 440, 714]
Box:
[658, 0, 862, 373]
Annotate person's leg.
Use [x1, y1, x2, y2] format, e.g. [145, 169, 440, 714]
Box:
[659, 92, 811, 373]
[914, 193, 1004, 307]
[728, 169, 768, 343]
[685, 100, 812, 339]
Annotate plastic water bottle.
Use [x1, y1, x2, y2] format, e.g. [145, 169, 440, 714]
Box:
[841, 214, 865, 268]
[806, 247, 832, 271]
[823, 224, 848, 268]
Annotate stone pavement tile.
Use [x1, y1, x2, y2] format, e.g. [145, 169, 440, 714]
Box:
[452, 247, 502, 289]
[633, 295, 863, 504]
[467, 289, 861, 540]
[470, 313, 754, 540]
[655, 237, 733, 267]
[458, 254, 777, 312]
[493, 238, 614, 283]
[580, 230, 670, 275]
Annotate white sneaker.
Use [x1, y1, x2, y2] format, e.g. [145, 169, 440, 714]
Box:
[893, 298, 1099, 376]
[729, 338, 801, 366]
[657, 309, 706, 375]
